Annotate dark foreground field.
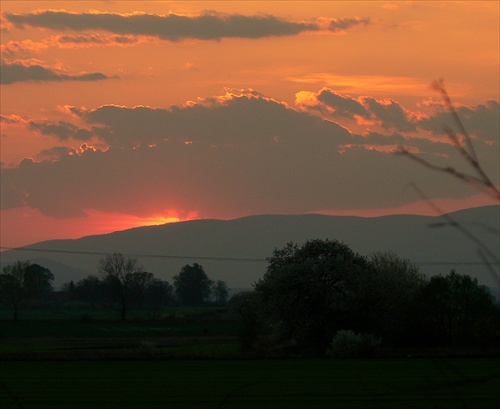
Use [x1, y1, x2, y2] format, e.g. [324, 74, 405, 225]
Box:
[1, 307, 499, 408]
[1, 358, 499, 409]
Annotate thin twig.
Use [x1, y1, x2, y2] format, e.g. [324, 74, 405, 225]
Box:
[409, 184, 499, 265]
[397, 80, 500, 201]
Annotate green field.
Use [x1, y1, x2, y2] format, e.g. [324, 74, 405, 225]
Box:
[0, 309, 241, 360]
[1, 307, 498, 408]
[1, 359, 498, 409]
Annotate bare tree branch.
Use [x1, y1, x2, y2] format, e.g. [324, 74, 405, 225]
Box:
[397, 80, 500, 201]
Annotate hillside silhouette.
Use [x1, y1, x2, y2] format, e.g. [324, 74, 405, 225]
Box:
[1, 205, 498, 289]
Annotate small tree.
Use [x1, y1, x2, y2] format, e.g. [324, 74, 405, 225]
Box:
[99, 252, 143, 320]
[144, 279, 173, 318]
[212, 280, 229, 305]
[128, 271, 155, 309]
[61, 280, 77, 301]
[173, 263, 212, 306]
[413, 270, 499, 347]
[328, 330, 381, 359]
[0, 260, 54, 321]
[230, 291, 263, 352]
[75, 275, 103, 309]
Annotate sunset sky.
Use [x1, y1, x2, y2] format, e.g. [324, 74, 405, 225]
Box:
[1, 1, 499, 249]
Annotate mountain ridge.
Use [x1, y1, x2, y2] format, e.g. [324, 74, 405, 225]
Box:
[1, 205, 498, 289]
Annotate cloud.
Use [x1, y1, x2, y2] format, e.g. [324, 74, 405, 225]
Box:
[315, 89, 370, 119]
[0, 60, 114, 84]
[417, 100, 500, 142]
[0, 114, 27, 125]
[34, 146, 78, 162]
[28, 120, 93, 140]
[297, 88, 499, 141]
[297, 88, 416, 131]
[382, 3, 401, 11]
[362, 97, 416, 131]
[57, 33, 138, 45]
[1, 39, 50, 55]
[1, 34, 143, 55]
[1, 14, 12, 33]
[2, 91, 496, 221]
[9, 90, 352, 148]
[324, 17, 372, 33]
[4, 10, 371, 41]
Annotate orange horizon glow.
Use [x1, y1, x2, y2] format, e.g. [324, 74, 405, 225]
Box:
[1, 194, 498, 250]
[0, 208, 197, 250]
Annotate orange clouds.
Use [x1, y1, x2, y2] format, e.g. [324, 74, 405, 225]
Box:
[1, 34, 145, 55]
[1, 1, 498, 249]
[1, 88, 497, 226]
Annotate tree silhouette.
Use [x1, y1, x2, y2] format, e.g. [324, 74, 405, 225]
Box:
[255, 239, 372, 356]
[98, 252, 143, 321]
[173, 263, 212, 306]
[0, 260, 54, 321]
[212, 280, 229, 305]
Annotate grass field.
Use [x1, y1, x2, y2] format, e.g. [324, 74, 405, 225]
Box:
[1, 358, 499, 409]
[1, 307, 498, 408]
[0, 310, 241, 360]
[0, 317, 238, 339]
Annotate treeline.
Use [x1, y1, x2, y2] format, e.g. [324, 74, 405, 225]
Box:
[0, 254, 228, 321]
[230, 240, 500, 356]
[1, 241, 499, 356]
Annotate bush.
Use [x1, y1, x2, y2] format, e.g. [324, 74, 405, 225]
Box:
[137, 340, 159, 359]
[328, 330, 381, 358]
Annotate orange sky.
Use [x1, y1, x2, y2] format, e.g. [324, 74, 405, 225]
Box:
[1, 1, 499, 248]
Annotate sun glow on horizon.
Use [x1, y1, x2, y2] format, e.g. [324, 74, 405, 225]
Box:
[135, 215, 182, 226]
[113, 209, 204, 231]
[0, 208, 199, 249]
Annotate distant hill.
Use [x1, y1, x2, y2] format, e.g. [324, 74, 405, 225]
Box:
[1, 206, 499, 290]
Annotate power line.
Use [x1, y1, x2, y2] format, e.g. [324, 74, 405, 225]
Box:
[415, 261, 499, 266]
[1, 246, 499, 266]
[0, 246, 267, 263]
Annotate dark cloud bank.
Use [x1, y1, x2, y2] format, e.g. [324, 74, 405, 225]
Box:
[2, 92, 498, 219]
[5, 11, 370, 41]
[0, 61, 112, 84]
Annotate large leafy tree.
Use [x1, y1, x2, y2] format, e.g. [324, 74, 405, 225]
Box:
[254, 239, 372, 355]
[0, 260, 54, 321]
[173, 263, 212, 306]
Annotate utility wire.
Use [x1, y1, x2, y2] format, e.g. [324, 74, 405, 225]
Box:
[0, 246, 267, 263]
[1, 246, 498, 266]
